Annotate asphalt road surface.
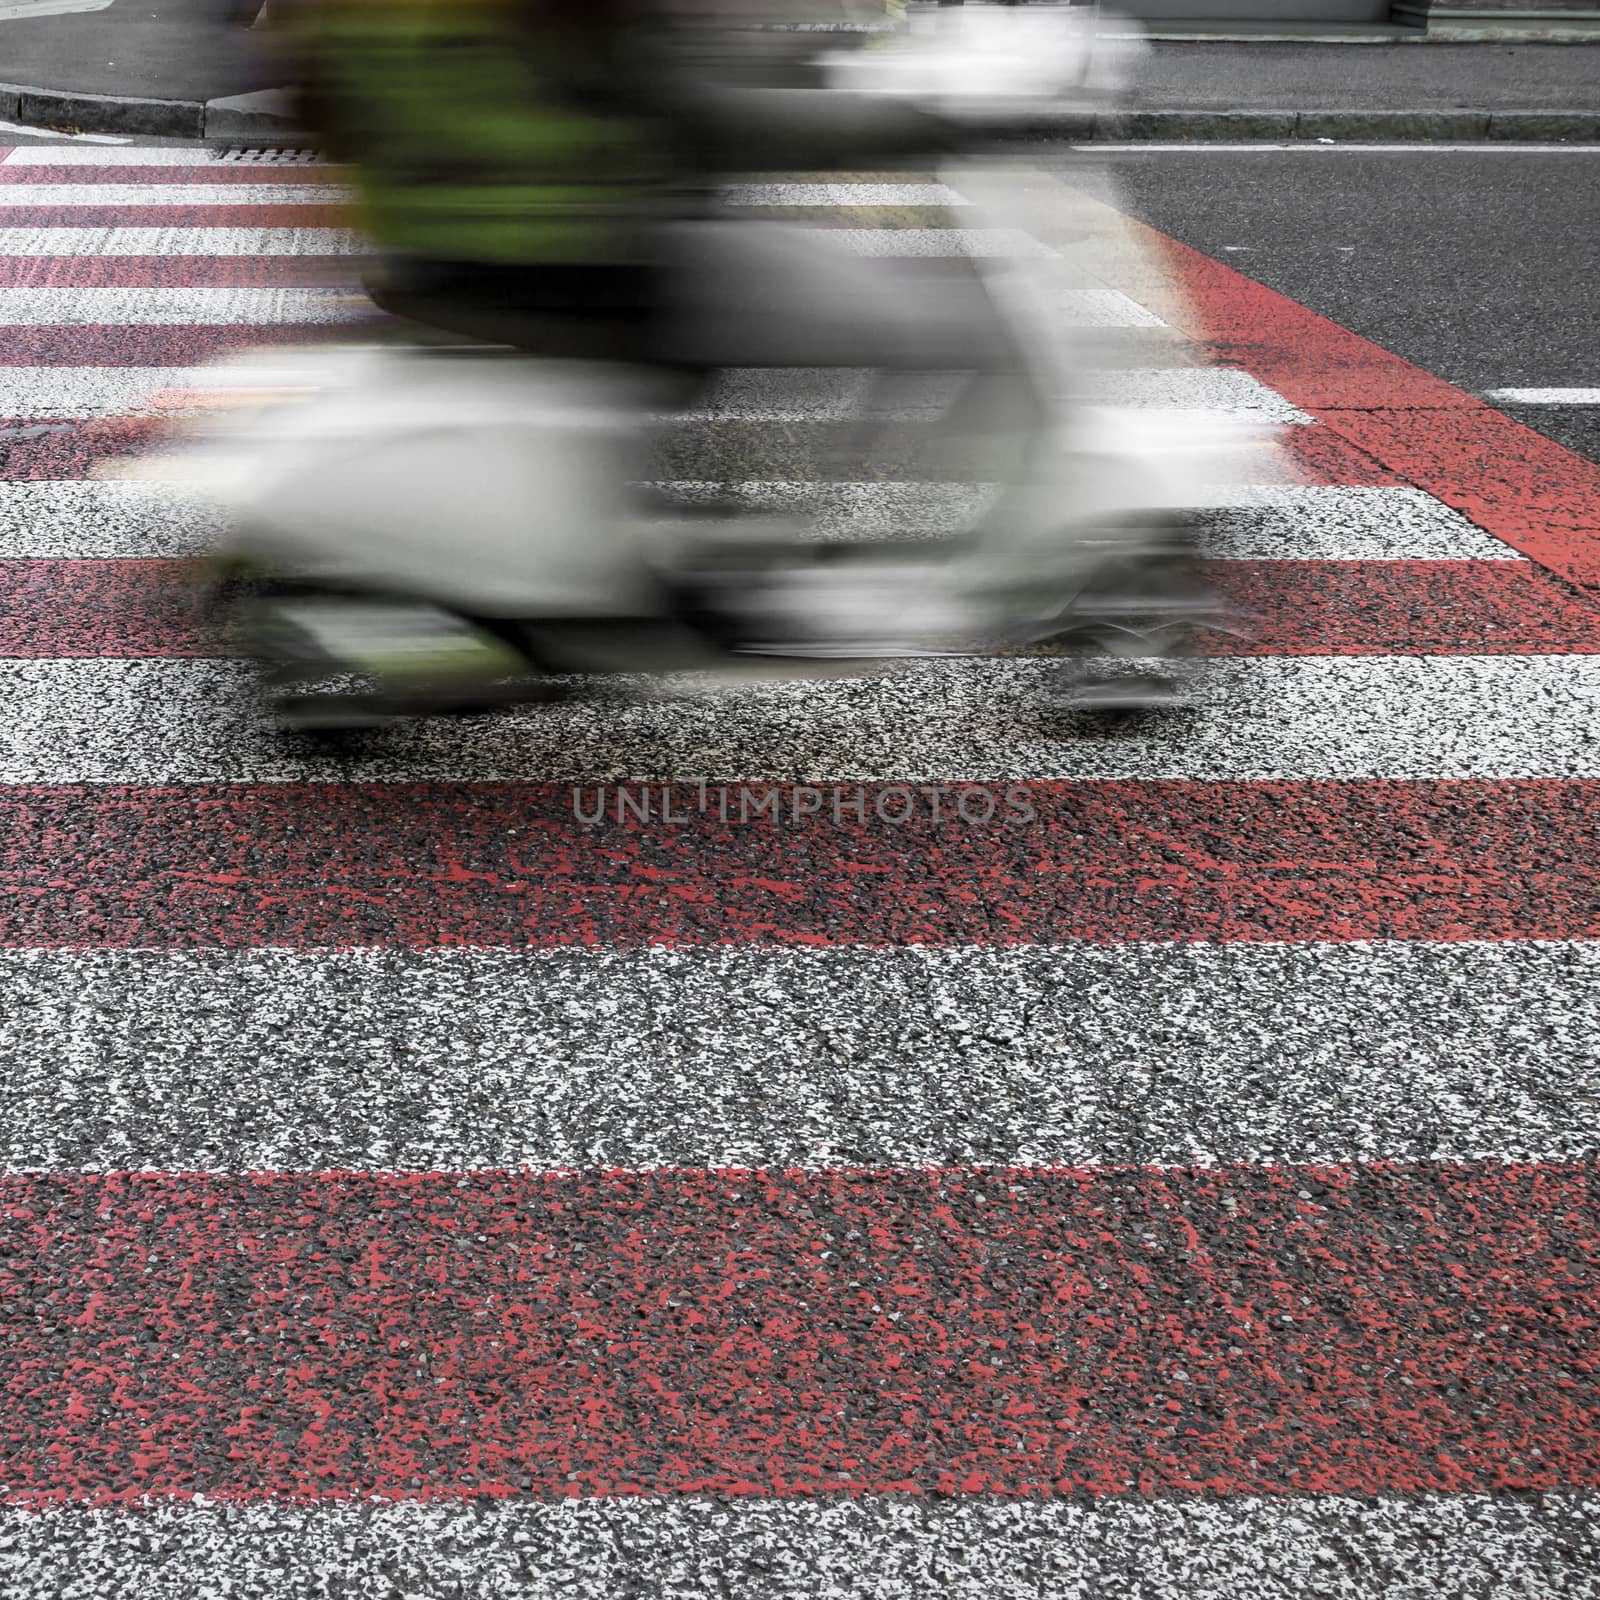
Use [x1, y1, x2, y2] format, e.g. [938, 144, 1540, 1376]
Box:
[0, 136, 1596, 1597]
[1075, 144, 1600, 465]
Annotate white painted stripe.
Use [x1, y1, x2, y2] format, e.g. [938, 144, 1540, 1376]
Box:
[1, 655, 1596, 783]
[0, 226, 1050, 261]
[1080, 143, 1600, 154]
[0, 183, 350, 206]
[800, 226, 1055, 257]
[0, 148, 330, 166]
[0, 365, 349, 417]
[651, 481, 1524, 559]
[1487, 388, 1600, 405]
[0, 226, 362, 256]
[4, 943, 1595, 1172]
[1194, 485, 1526, 561]
[1092, 367, 1313, 423]
[1056, 286, 1168, 328]
[0, 480, 222, 556]
[0, 481, 1516, 562]
[646, 481, 997, 543]
[723, 182, 966, 206]
[0, 363, 1303, 421]
[0, 286, 372, 325]
[680, 367, 893, 423]
[2, 1494, 1594, 1600]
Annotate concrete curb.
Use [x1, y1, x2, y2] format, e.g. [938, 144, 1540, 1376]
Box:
[0, 82, 313, 143]
[203, 86, 303, 140]
[1026, 107, 1600, 142]
[0, 81, 207, 140]
[0, 82, 1596, 145]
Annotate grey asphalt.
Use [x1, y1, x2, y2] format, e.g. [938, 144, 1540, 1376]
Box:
[0, 0, 277, 103]
[1, 2, 1597, 120]
[2, 134, 1599, 1597]
[1056, 145, 1600, 466]
[1130, 41, 1600, 112]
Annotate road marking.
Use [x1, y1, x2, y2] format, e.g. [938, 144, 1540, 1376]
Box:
[0, 286, 370, 325]
[0, 655, 1597, 783]
[1487, 388, 1600, 405]
[0, 362, 1304, 420]
[7, 555, 1585, 659]
[793, 226, 1055, 257]
[1, 942, 1596, 1170]
[1075, 198, 1600, 586]
[723, 183, 966, 206]
[1091, 368, 1312, 422]
[3, 775, 1599, 945]
[0, 146, 1595, 1560]
[0, 225, 364, 255]
[649, 483, 1523, 560]
[0, 285, 1158, 337]
[1054, 286, 1168, 326]
[1079, 143, 1600, 154]
[2, 1495, 1595, 1600]
[0, 184, 350, 206]
[0, 482, 1510, 561]
[0, 1162, 1595, 1502]
[1189, 485, 1524, 559]
[0, 226, 1051, 260]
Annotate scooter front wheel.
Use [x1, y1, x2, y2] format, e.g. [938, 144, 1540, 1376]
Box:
[223, 585, 566, 732]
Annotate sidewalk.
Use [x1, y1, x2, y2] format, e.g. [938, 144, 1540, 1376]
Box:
[0, 0, 1597, 143]
[1110, 40, 1600, 140]
[0, 0, 284, 139]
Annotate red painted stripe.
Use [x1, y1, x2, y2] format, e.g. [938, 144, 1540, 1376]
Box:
[0, 324, 367, 367]
[0, 256, 359, 289]
[0, 779, 1596, 948]
[1139, 228, 1600, 587]
[0, 560, 207, 655]
[4, 559, 1597, 659]
[1202, 559, 1600, 656]
[1, 1160, 1596, 1506]
[0, 417, 170, 480]
[0, 166, 344, 187]
[0, 205, 349, 228]
[1275, 425, 1401, 487]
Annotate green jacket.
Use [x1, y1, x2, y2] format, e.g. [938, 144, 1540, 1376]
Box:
[287, 0, 671, 265]
[282, 0, 955, 267]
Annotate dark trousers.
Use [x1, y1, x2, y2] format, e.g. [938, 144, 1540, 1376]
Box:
[365, 258, 668, 364]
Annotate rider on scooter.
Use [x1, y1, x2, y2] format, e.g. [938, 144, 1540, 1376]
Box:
[268, 0, 957, 364]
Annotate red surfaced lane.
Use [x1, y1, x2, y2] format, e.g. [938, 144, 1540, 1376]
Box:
[0, 780, 1597, 948]
[0, 1161, 1595, 1507]
[1201, 559, 1600, 656]
[3, 556, 1600, 656]
[2, 559, 1598, 658]
[0, 257, 361, 289]
[1141, 228, 1600, 589]
[0, 205, 350, 229]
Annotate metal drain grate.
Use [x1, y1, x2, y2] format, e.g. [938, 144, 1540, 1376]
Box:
[209, 145, 324, 163]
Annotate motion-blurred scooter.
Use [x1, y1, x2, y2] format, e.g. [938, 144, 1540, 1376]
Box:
[160, 4, 1252, 731]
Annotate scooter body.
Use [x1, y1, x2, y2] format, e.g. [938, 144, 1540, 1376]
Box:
[170, 7, 1255, 728]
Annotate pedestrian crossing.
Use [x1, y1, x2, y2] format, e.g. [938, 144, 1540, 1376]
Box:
[0, 143, 1596, 1595]
[3, 656, 1600, 781]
